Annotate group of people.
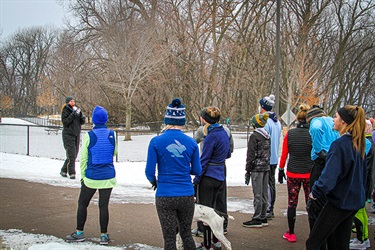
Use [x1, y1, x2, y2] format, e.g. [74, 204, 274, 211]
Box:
[241, 96, 375, 250]
[59, 95, 375, 250]
[275, 103, 374, 249]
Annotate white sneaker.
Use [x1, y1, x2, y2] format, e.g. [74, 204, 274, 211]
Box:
[369, 205, 375, 213]
[350, 238, 361, 244]
[363, 239, 370, 248]
[350, 238, 370, 249]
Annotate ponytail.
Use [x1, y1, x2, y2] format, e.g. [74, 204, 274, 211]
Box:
[341, 105, 366, 158]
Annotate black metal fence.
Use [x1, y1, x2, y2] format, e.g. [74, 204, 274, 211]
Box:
[0, 121, 250, 162]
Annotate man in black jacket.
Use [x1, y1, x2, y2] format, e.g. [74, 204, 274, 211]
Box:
[60, 96, 86, 179]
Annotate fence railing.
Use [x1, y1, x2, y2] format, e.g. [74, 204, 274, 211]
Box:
[0, 123, 251, 162]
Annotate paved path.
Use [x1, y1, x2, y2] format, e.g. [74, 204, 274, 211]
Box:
[0, 178, 374, 249]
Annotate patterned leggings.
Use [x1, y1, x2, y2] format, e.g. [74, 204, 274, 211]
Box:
[287, 177, 310, 234]
[156, 196, 196, 250]
[287, 177, 310, 208]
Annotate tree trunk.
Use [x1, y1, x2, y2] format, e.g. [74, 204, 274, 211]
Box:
[124, 98, 132, 141]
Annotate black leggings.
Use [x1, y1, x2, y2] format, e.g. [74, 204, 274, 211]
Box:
[197, 176, 224, 247]
[156, 196, 196, 250]
[77, 182, 112, 233]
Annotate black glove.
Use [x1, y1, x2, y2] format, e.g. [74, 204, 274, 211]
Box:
[245, 172, 251, 185]
[278, 169, 286, 184]
[150, 181, 157, 190]
[317, 150, 327, 160]
[306, 197, 315, 212]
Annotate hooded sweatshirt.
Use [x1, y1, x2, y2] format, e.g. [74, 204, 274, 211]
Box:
[246, 127, 271, 172]
[264, 112, 281, 165]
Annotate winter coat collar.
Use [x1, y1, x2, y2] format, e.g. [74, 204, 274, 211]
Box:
[255, 127, 270, 139]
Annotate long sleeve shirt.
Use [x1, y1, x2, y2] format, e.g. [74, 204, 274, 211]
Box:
[145, 129, 201, 197]
[309, 117, 339, 161]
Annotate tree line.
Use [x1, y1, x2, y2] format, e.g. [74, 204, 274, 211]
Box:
[1, 0, 374, 132]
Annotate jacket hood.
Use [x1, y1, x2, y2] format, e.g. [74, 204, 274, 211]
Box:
[255, 127, 270, 139]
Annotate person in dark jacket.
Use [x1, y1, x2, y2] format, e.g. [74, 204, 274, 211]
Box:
[194, 106, 231, 250]
[60, 96, 86, 179]
[66, 105, 117, 245]
[306, 105, 367, 250]
[278, 104, 313, 242]
[243, 113, 270, 228]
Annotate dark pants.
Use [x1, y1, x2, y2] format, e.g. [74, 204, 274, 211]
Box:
[197, 176, 223, 247]
[156, 196, 196, 250]
[61, 133, 80, 175]
[214, 166, 228, 230]
[308, 158, 333, 249]
[77, 182, 112, 233]
[306, 201, 357, 250]
[267, 164, 277, 213]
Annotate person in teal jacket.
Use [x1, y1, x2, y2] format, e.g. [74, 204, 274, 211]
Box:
[145, 98, 201, 250]
[66, 105, 117, 245]
[305, 105, 339, 250]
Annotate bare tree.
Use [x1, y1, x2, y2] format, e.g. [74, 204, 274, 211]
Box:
[0, 27, 56, 116]
[67, 0, 167, 139]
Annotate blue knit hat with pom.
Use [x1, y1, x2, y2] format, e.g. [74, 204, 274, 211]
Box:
[259, 94, 275, 112]
[92, 105, 108, 125]
[164, 98, 186, 126]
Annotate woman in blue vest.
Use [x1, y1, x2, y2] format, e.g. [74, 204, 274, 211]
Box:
[66, 105, 117, 245]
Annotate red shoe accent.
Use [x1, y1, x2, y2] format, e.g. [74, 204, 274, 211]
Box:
[283, 231, 296, 242]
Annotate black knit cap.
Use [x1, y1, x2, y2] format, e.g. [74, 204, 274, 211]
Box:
[337, 106, 354, 125]
[306, 105, 326, 123]
[201, 107, 220, 124]
[65, 96, 74, 104]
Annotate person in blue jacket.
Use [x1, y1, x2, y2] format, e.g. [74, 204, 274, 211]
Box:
[306, 105, 367, 250]
[145, 98, 201, 250]
[194, 106, 231, 250]
[259, 94, 282, 219]
[66, 105, 117, 245]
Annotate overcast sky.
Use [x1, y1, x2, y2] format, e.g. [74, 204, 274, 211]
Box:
[0, 0, 69, 38]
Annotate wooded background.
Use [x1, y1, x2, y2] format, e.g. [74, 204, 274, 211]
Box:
[1, 0, 374, 131]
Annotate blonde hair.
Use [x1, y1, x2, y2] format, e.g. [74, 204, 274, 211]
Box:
[340, 105, 366, 158]
[296, 104, 310, 122]
[202, 106, 221, 135]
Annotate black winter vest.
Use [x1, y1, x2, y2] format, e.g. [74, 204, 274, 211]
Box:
[287, 125, 313, 174]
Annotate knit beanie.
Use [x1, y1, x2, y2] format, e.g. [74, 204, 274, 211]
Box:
[306, 105, 326, 123]
[92, 105, 108, 125]
[259, 94, 275, 112]
[251, 113, 269, 128]
[201, 107, 220, 124]
[65, 96, 74, 104]
[164, 98, 186, 126]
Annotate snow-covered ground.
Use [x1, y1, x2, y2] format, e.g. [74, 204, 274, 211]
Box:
[0, 118, 256, 249]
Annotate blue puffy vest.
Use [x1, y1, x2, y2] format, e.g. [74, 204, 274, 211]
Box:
[86, 126, 116, 180]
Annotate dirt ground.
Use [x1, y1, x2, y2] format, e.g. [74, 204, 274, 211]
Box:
[0, 178, 374, 249]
